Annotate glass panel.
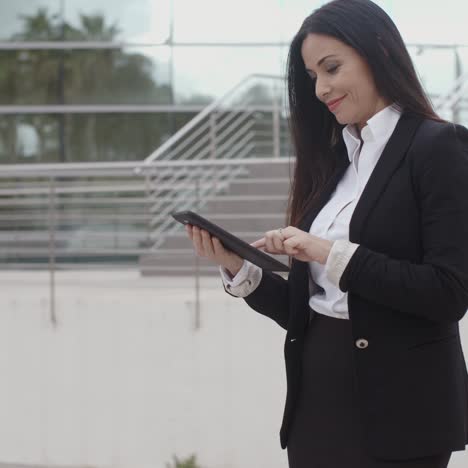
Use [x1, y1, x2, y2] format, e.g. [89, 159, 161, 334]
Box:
[388, 0, 468, 45]
[277, 0, 328, 41]
[0, 47, 171, 105]
[0, 0, 170, 43]
[66, 113, 196, 161]
[409, 47, 456, 97]
[0, 50, 61, 105]
[0, 114, 60, 163]
[0, 113, 195, 163]
[64, 0, 171, 43]
[64, 47, 171, 104]
[173, 0, 282, 42]
[173, 46, 284, 102]
[0, 0, 61, 41]
[66, 113, 171, 161]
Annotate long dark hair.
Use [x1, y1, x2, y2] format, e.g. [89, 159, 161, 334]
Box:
[286, 0, 443, 228]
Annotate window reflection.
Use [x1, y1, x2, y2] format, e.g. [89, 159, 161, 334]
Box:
[172, 46, 285, 102]
[0, 115, 59, 163]
[0, 0, 170, 43]
[64, 48, 171, 104]
[0, 113, 195, 163]
[409, 47, 456, 96]
[64, 0, 170, 43]
[0, 0, 61, 41]
[0, 48, 171, 105]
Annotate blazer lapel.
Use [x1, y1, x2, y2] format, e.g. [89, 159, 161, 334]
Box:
[289, 111, 424, 333]
[349, 111, 424, 243]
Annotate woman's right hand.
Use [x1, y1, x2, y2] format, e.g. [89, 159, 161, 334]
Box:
[185, 224, 244, 277]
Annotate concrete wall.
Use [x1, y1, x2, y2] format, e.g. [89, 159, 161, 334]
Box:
[0, 271, 467, 468]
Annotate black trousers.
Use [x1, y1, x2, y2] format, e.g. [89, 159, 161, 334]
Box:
[287, 312, 452, 468]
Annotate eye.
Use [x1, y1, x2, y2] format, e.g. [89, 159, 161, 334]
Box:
[327, 65, 339, 74]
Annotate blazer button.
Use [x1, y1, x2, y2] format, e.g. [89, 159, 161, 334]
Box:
[355, 338, 369, 349]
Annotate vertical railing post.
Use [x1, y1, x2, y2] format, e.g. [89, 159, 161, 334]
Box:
[143, 170, 153, 250]
[194, 176, 201, 330]
[453, 47, 462, 124]
[209, 111, 217, 159]
[273, 95, 280, 159]
[48, 176, 57, 327]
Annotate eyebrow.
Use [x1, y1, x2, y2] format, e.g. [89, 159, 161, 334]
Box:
[305, 54, 338, 73]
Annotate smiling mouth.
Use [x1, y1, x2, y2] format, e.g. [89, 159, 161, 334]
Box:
[327, 95, 346, 111]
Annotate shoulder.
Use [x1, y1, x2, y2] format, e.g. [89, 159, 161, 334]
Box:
[411, 118, 468, 153]
[408, 117, 468, 169]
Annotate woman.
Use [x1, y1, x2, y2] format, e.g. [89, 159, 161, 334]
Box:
[185, 0, 468, 467]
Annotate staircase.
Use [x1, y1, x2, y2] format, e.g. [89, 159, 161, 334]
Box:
[137, 72, 468, 276]
[137, 74, 293, 276]
[139, 159, 293, 275]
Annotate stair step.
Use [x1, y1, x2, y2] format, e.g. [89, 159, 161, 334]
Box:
[227, 180, 290, 196]
[159, 233, 266, 250]
[244, 161, 294, 178]
[139, 252, 290, 276]
[202, 197, 287, 214]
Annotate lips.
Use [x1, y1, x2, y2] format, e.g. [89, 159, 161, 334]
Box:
[327, 95, 346, 111]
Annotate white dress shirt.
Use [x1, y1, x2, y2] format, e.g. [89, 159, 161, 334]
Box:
[220, 104, 402, 320]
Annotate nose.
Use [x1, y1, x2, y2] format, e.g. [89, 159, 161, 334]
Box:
[315, 76, 331, 103]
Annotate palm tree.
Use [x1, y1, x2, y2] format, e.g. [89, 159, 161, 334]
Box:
[0, 8, 178, 162]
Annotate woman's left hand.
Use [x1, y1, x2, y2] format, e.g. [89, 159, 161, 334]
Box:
[251, 226, 334, 265]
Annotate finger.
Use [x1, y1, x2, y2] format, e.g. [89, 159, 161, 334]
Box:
[191, 226, 205, 256]
[283, 237, 300, 256]
[265, 231, 280, 254]
[280, 226, 296, 239]
[272, 231, 284, 251]
[201, 229, 215, 257]
[213, 236, 235, 258]
[251, 238, 266, 248]
[212, 236, 226, 256]
[185, 224, 193, 240]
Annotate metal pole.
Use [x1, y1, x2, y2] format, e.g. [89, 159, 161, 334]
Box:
[48, 177, 57, 327]
[58, 0, 66, 162]
[194, 177, 201, 330]
[454, 47, 462, 124]
[273, 96, 280, 159]
[209, 111, 217, 159]
[168, 0, 176, 135]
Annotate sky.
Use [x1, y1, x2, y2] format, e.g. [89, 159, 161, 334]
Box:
[1, 0, 468, 100]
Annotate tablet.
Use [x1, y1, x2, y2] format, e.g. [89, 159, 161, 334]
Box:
[171, 210, 290, 272]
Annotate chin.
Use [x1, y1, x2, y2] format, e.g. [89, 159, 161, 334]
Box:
[334, 114, 349, 125]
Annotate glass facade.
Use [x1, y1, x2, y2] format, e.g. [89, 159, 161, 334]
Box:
[0, 0, 467, 163]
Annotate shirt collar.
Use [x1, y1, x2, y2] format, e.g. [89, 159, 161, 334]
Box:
[342, 104, 402, 162]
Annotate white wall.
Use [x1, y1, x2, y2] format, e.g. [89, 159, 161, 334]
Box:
[0, 271, 467, 468]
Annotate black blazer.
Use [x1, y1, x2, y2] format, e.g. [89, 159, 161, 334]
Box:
[225, 111, 468, 460]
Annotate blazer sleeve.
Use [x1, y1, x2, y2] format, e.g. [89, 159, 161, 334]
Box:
[224, 269, 289, 330]
[339, 122, 468, 323]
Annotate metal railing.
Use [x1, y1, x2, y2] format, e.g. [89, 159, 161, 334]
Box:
[432, 72, 468, 120]
[135, 69, 468, 255]
[136, 74, 291, 251]
[0, 158, 291, 268]
[1, 71, 467, 275]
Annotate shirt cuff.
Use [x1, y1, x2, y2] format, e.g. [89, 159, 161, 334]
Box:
[325, 240, 360, 287]
[219, 260, 263, 297]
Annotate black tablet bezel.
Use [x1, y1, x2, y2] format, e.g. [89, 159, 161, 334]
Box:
[171, 210, 290, 272]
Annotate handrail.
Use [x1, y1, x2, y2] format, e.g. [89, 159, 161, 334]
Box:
[0, 157, 291, 177]
[136, 73, 286, 168]
[433, 71, 468, 110]
[0, 157, 293, 278]
[130, 74, 290, 255]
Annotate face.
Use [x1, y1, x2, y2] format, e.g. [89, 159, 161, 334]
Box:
[301, 33, 390, 131]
